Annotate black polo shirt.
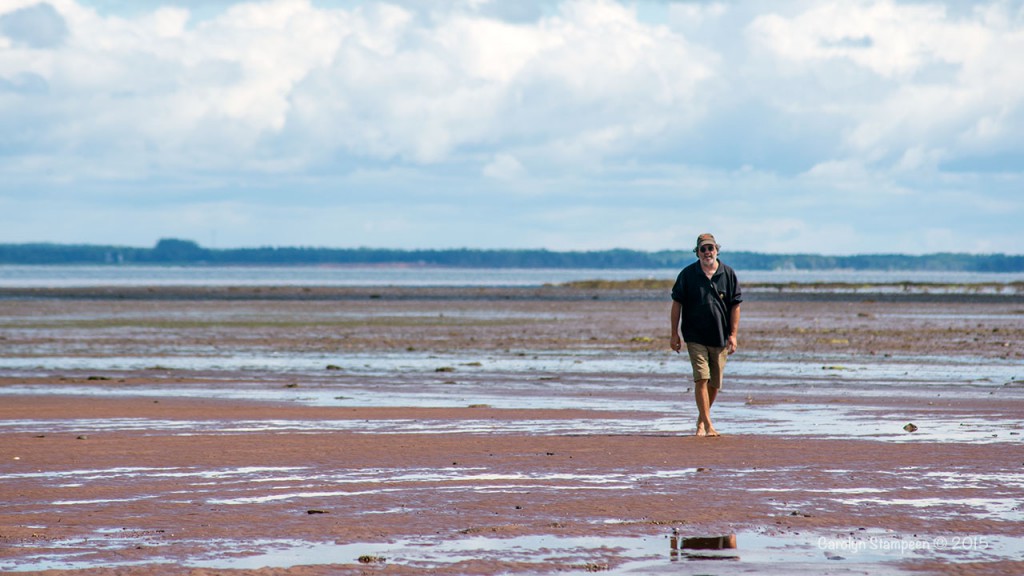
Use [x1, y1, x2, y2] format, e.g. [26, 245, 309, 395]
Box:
[671, 260, 742, 347]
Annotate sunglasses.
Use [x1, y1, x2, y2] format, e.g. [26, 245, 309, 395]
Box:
[699, 245, 717, 253]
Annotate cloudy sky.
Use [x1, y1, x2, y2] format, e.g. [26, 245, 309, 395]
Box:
[1, 0, 1022, 254]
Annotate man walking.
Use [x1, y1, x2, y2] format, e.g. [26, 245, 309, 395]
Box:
[669, 233, 742, 437]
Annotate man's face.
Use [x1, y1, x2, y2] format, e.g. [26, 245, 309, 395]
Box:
[698, 243, 717, 265]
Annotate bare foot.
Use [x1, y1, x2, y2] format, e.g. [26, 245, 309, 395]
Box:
[706, 427, 721, 437]
[696, 420, 707, 437]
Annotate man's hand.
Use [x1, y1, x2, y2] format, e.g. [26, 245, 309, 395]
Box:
[726, 334, 738, 355]
[670, 333, 682, 353]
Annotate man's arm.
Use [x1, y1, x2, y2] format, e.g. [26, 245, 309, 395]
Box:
[670, 300, 682, 352]
[727, 303, 741, 354]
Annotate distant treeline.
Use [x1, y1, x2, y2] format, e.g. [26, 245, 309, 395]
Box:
[2, 239, 1023, 272]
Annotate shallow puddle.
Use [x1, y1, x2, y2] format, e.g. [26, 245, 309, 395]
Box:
[837, 497, 1024, 523]
[5, 462, 1020, 524]
[0, 349, 1019, 387]
[4, 527, 1023, 574]
[2, 402, 1021, 444]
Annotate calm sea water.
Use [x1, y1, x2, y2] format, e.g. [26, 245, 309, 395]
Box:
[1, 265, 1023, 288]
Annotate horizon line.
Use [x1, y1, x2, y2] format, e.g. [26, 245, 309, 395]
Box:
[2, 239, 1021, 258]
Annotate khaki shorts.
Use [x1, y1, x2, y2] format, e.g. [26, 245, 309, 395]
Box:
[686, 342, 729, 389]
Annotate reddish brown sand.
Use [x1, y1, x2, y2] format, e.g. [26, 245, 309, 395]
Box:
[1, 288, 1022, 575]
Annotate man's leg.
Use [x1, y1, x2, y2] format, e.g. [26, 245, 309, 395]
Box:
[694, 379, 716, 437]
[696, 384, 719, 435]
[686, 342, 719, 437]
[701, 346, 726, 437]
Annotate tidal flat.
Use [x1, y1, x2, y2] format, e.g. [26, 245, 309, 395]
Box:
[1, 287, 1022, 575]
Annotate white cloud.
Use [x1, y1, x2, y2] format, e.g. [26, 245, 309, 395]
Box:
[893, 146, 946, 172]
[482, 153, 525, 179]
[0, 0, 718, 176]
[749, 1, 965, 78]
[0, 0, 1021, 254]
[748, 0, 1024, 171]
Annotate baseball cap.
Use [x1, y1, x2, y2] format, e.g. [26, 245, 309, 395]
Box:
[696, 233, 717, 249]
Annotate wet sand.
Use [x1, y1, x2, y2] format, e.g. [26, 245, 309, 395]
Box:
[1, 288, 1023, 574]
